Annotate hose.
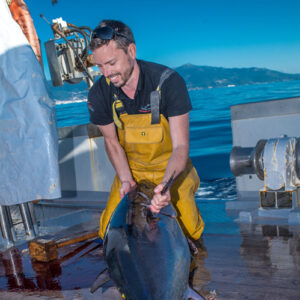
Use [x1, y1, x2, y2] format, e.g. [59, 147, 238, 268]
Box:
[51, 24, 94, 82]
[68, 28, 90, 63]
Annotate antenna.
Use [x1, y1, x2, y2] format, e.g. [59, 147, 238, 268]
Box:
[40, 14, 51, 25]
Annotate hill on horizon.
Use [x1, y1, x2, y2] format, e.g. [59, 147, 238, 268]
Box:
[175, 64, 300, 89]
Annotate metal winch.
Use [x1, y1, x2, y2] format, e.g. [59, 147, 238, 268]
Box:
[43, 17, 101, 88]
[230, 137, 300, 209]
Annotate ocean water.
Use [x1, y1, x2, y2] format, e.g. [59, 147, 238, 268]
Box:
[51, 79, 300, 202]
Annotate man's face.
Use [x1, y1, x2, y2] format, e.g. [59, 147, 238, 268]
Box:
[92, 40, 135, 88]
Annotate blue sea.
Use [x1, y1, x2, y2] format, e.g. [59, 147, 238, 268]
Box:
[50, 79, 300, 203]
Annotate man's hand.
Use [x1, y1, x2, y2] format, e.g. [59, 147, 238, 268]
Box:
[149, 183, 171, 213]
[120, 180, 136, 199]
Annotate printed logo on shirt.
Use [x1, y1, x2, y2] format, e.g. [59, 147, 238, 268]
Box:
[138, 104, 151, 113]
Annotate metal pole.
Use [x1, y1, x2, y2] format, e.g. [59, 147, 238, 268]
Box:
[0, 205, 15, 247]
[86, 76, 94, 89]
[5, 206, 16, 241]
[27, 201, 39, 236]
[19, 203, 36, 238]
[6, 248, 23, 287]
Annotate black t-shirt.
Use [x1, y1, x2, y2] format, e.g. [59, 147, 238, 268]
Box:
[88, 59, 192, 126]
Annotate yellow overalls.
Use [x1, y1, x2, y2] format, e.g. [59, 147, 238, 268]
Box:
[99, 71, 204, 240]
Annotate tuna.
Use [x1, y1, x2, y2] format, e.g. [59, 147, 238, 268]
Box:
[101, 180, 204, 300]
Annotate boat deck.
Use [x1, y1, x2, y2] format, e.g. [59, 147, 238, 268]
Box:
[0, 198, 299, 299]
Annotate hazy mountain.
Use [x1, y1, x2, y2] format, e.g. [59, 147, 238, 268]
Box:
[175, 64, 300, 89]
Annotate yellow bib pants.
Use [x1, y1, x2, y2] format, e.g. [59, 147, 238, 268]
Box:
[99, 113, 204, 240]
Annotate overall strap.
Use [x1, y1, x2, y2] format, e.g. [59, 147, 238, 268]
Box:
[106, 77, 127, 129]
[112, 94, 126, 129]
[150, 68, 174, 124]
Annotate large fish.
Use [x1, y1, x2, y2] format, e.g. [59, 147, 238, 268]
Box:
[94, 180, 204, 300]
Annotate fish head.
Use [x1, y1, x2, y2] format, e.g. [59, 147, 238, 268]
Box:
[127, 180, 160, 240]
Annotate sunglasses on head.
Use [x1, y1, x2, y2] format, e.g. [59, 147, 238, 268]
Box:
[91, 26, 133, 43]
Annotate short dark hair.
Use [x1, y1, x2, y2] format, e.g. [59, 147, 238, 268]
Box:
[90, 20, 135, 52]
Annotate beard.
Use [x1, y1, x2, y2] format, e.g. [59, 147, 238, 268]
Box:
[111, 57, 134, 88]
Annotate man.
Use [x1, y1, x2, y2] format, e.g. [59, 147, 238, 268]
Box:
[88, 20, 204, 241]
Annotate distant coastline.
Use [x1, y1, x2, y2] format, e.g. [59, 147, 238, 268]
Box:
[175, 64, 300, 90]
[48, 64, 300, 92]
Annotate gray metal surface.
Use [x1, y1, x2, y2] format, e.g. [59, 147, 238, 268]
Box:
[263, 137, 300, 190]
[19, 203, 37, 238]
[231, 97, 300, 195]
[231, 97, 300, 121]
[230, 146, 253, 176]
[44, 40, 63, 86]
[230, 140, 265, 179]
[0, 205, 15, 246]
[230, 97, 300, 222]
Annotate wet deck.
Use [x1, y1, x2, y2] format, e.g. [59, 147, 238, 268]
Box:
[0, 200, 300, 299]
[194, 225, 300, 299]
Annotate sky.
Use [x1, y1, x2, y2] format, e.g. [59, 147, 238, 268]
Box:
[26, 0, 300, 78]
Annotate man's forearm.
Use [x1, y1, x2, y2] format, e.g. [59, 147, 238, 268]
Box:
[104, 139, 134, 183]
[150, 145, 188, 213]
[163, 145, 189, 182]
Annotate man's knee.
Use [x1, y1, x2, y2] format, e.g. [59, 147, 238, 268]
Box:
[178, 212, 205, 240]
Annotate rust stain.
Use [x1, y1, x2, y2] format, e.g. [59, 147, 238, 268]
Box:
[273, 140, 278, 151]
[49, 183, 56, 193]
[263, 168, 267, 191]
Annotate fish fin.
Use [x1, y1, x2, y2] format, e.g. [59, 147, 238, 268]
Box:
[186, 286, 217, 300]
[187, 238, 199, 256]
[90, 268, 110, 294]
[185, 286, 205, 300]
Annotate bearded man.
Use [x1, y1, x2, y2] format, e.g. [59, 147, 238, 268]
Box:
[88, 20, 204, 241]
